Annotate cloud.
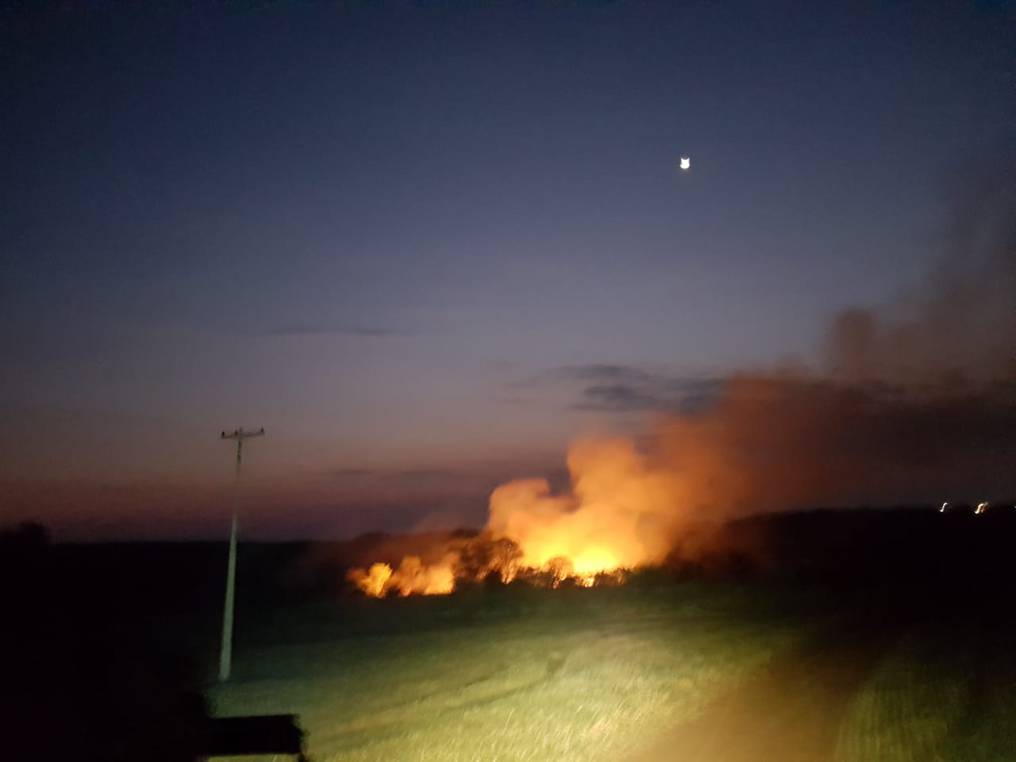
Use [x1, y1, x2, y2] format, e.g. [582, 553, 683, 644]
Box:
[528, 363, 726, 414]
[574, 383, 661, 412]
[551, 364, 655, 384]
[258, 323, 405, 338]
[330, 468, 376, 478]
[328, 467, 460, 482]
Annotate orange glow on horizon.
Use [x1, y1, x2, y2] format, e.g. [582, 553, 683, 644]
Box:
[348, 437, 685, 596]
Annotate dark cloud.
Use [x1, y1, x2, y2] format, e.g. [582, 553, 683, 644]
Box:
[574, 383, 661, 412]
[542, 364, 727, 414]
[551, 364, 655, 384]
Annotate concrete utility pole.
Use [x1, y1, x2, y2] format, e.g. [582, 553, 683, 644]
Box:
[218, 426, 265, 682]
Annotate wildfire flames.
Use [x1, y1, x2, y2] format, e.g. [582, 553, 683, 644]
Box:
[347, 373, 1016, 599]
[348, 438, 683, 596]
[348, 556, 456, 596]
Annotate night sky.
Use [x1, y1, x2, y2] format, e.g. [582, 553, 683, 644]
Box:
[2, 2, 1014, 539]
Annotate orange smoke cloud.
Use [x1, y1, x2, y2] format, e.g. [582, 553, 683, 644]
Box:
[487, 438, 685, 574]
[348, 438, 690, 595]
[348, 372, 1016, 597]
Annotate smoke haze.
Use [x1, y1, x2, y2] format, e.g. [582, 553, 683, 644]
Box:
[522, 152, 1016, 548]
[349, 153, 1016, 592]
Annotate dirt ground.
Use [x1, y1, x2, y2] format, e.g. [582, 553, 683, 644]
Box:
[632, 622, 897, 762]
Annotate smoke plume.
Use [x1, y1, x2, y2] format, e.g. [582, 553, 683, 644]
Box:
[349, 153, 1016, 595]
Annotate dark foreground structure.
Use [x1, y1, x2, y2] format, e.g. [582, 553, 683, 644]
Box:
[205, 714, 306, 760]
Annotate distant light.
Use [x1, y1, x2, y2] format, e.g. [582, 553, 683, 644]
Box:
[679, 156, 691, 170]
[975, 502, 989, 515]
[940, 502, 949, 513]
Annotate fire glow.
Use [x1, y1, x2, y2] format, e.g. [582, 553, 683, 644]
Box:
[348, 438, 684, 596]
[348, 362, 1016, 597]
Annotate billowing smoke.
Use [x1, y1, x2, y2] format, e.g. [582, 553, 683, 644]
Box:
[349, 153, 1016, 595]
[487, 438, 685, 574]
[830, 146, 1014, 389]
[655, 374, 1015, 515]
[662, 151, 1015, 516]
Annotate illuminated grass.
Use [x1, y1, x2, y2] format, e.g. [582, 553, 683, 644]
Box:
[835, 624, 1016, 762]
[834, 631, 971, 762]
[208, 584, 807, 761]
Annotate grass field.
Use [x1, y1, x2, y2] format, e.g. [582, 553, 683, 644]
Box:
[203, 570, 1016, 762]
[207, 583, 814, 761]
[10, 516, 1016, 760]
[834, 621, 1016, 762]
[11, 516, 1016, 761]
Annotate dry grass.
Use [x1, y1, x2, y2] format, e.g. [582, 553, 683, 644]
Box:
[835, 623, 1016, 762]
[207, 584, 1016, 761]
[208, 583, 805, 761]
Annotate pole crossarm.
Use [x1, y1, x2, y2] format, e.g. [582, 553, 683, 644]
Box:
[221, 427, 266, 441]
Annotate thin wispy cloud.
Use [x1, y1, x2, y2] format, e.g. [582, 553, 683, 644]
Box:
[329, 467, 458, 483]
[258, 323, 407, 338]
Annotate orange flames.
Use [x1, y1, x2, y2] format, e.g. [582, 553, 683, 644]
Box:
[348, 438, 685, 596]
[348, 556, 456, 597]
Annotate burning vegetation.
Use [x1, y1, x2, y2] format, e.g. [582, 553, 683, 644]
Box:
[347, 536, 630, 597]
[349, 370, 1016, 598]
[347, 521, 632, 597]
[347, 439, 672, 596]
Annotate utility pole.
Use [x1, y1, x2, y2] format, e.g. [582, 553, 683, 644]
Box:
[218, 426, 265, 682]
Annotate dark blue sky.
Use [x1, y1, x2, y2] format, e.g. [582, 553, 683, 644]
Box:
[2, 1, 1013, 537]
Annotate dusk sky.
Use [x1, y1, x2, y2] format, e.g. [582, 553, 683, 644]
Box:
[2, 2, 1014, 539]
